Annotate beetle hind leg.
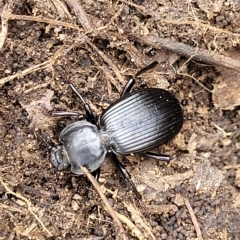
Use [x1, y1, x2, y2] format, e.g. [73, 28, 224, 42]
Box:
[112, 154, 142, 200]
[144, 152, 172, 161]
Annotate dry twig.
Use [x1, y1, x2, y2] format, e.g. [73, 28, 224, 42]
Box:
[90, 55, 123, 94]
[64, 0, 92, 30]
[8, 13, 83, 31]
[0, 203, 27, 214]
[80, 166, 127, 240]
[0, 178, 52, 237]
[64, 0, 126, 86]
[87, 41, 126, 85]
[185, 198, 203, 240]
[0, 2, 12, 51]
[115, 211, 145, 240]
[0, 41, 87, 86]
[162, 19, 240, 37]
[132, 34, 240, 72]
[124, 202, 156, 240]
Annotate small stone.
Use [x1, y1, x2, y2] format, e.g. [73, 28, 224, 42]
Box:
[150, 220, 158, 227]
[71, 200, 79, 211]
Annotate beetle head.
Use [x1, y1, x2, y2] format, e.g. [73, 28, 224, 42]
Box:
[51, 145, 70, 170]
[51, 121, 107, 175]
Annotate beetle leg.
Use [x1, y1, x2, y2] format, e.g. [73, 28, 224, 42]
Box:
[69, 83, 96, 124]
[134, 61, 159, 78]
[92, 168, 101, 181]
[52, 111, 85, 118]
[121, 78, 135, 97]
[112, 154, 142, 200]
[144, 152, 172, 161]
[121, 61, 159, 97]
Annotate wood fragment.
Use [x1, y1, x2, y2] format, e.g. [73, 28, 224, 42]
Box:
[185, 198, 203, 240]
[115, 211, 145, 240]
[0, 2, 11, 51]
[80, 166, 127, 240]
[132, 34, 240, 72]
[162, 19, 240, 37]
[124, 202, 156, 240]
[0, 42, 87, 86]
[119, 0, 147, 15]
[64, 0, 126, 91]
[89, 54, 123, 94]
[88, 41, 126, 85]
[0, 178, 52, 237]
[0, 203, 27, 214]
[0, 59, 51, 86]
[64, 0, 92, 30]
[51, 0, 73, 19]
[99, 64, 123, 94]
[8, 14, 83, 31]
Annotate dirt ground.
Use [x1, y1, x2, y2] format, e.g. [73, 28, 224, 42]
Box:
[1, 0, 240, 239]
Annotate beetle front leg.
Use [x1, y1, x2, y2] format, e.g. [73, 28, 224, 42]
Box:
[69, 83, 96, 124]
[112, 154, 142, 200]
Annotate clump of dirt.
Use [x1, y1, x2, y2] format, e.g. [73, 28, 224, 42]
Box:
[0, 0, 240, 239]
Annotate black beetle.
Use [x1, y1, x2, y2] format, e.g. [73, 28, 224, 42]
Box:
[51, 62, 183, 199]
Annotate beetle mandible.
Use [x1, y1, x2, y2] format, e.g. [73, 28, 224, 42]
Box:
[51, 62, 183, 199]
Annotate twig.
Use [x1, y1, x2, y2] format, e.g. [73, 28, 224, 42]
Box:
[0, 178, 52, 237]
[51, 0, 73, 19]
[115, 211, 144, 240]
[80, 166, 127, 240]
[223, 164, 240, 170]
[100, 65, 122, 94]
[0, 203, 27, 214]
[124, 202, 156, 240]
[64, 0, 126, 86]
[90, 55, 122, 93]
[119, 0, 147, 15]
[162, 19, 240, 37]
[0, 59, 51, 86]
[132, 34, 240, 72]
[178, 72, 211, 92]
[87, 41, 126, 85]
[64, 0, 92, 30]
[185, 198, 203, 240]
[0, 3, 11, 51]
[8, 13, 83, 31]
[0, 41, 86, 86]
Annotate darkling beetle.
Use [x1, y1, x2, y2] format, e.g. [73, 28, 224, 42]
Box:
[51, 61, 183, 199]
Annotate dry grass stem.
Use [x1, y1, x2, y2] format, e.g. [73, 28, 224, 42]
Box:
[81, 166, 127, 240]
[0, 178, 52, 237]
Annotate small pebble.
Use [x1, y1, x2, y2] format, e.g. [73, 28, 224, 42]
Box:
[161, 233, 167, 239]
[150, 220, 158, 227]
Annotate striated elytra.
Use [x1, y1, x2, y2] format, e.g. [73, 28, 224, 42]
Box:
[100, 88, 183, 155]
[51, 62, 183, 199]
